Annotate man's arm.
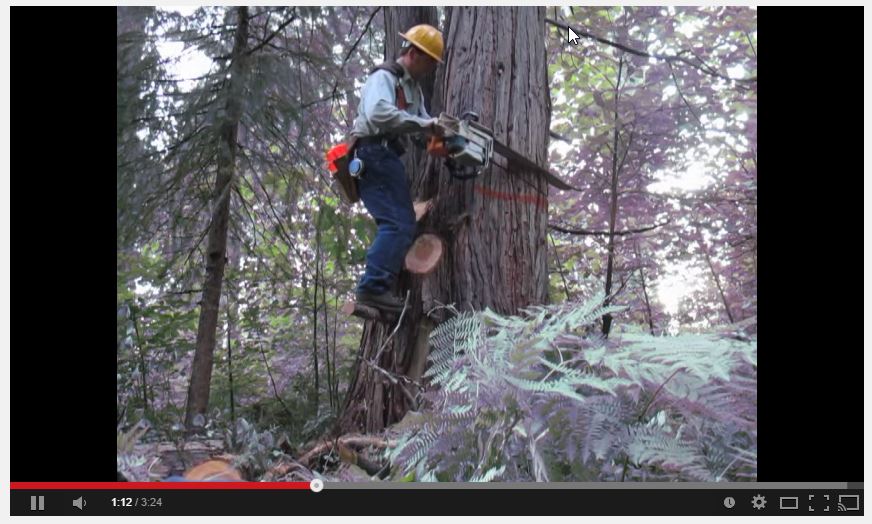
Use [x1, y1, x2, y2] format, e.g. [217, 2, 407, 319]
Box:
[417, 85, 431, 120]
[362, 71, 435, 135]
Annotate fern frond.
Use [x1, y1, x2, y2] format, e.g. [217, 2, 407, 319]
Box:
[625, 425, 702, 470]
[470, 464, 506, 482]
[538, 358, 632, 395]
[504, 375, 586, 402]
[390, 292, 756, 482]
[397, 430, 438, 472]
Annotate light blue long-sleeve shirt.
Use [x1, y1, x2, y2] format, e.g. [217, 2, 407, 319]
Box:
[351, 60, 432, 138]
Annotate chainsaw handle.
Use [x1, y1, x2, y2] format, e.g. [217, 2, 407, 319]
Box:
[460, 111, 480, 123]
[425, 118, 445, 137]
[427, 136, 449, 156]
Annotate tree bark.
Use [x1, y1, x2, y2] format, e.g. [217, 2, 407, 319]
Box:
[339, 6, 551, 434]
[632, 242, 656, 336]
[311, 210, 321, 414]
[321, 233, 333, 410]
[701, 240, 735, 324]
[184, 7, 249, 429]
[130, 306, 150, 417]
[226, 292, 237, 447]
[602, 55, 624, 337]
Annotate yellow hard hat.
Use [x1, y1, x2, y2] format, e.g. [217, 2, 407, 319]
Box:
[399, 24, 444, 63]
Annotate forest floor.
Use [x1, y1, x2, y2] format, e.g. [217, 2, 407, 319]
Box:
[121, 432, 393, 482]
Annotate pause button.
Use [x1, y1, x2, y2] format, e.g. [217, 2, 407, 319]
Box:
[30, 496, 44, 511]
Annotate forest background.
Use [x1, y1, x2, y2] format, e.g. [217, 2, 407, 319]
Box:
[117, 5, 756, 482]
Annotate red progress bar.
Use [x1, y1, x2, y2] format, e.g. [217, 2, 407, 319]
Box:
[11, 482, 311, 490]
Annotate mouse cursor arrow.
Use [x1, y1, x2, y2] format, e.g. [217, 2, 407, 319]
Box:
[567, 27, 580, 45]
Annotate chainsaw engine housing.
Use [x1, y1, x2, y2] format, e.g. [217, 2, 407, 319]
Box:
[437, 113, 493, 170]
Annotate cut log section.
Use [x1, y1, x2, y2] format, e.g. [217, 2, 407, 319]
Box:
[404, 233, 444, 274]
[342, 301, 398, 323]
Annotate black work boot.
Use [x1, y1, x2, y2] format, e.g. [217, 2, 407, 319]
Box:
[355, 290, 404, 313]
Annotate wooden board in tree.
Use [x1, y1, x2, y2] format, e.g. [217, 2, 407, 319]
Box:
[341, 300, 398, 323]
[404, 233, 444, 274]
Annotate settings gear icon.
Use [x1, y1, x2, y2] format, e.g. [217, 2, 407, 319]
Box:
[751, 494, 767, 510]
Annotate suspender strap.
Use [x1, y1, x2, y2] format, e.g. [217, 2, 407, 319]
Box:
[370, 62, 408, 111]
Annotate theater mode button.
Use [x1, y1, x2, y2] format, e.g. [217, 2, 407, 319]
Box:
[779, 496, 799, 510]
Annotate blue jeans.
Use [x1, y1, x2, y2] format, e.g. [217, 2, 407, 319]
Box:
[354, 144, 416, 296]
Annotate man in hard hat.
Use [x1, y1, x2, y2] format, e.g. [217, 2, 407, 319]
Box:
[350, 24, 444, 314]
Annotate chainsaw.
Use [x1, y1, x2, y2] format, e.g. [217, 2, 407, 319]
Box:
[427, 112, 577, 191]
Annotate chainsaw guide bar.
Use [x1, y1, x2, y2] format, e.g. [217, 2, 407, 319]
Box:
[433, 113, 579, 192]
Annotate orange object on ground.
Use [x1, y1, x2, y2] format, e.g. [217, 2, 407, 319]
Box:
[183, 459, 243, 481]
[326, 143, 349, 173]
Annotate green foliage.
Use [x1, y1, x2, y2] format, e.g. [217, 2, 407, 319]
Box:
[388, 293, 756, 482]
[117, 419, 151, 480]
[227, 418, 290, 477]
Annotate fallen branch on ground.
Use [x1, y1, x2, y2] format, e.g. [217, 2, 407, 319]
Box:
[298, 435, 396, 466]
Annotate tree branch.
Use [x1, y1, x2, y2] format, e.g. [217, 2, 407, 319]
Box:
[549, 220, 669, 237]
[297, 435, 395, 469]
[549, 130, 570, 143]
[343, 7, 381, 65]
[257, 341, 295, 419]
[164, 288, 203, 296]
[297, 7, 381, 112]
[545, 17, 756, 86]
[246, 9, 297, 56]
[745, 31, 757, 59]
[668, 61, 702, 126]
[328, 7, 382, 107]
